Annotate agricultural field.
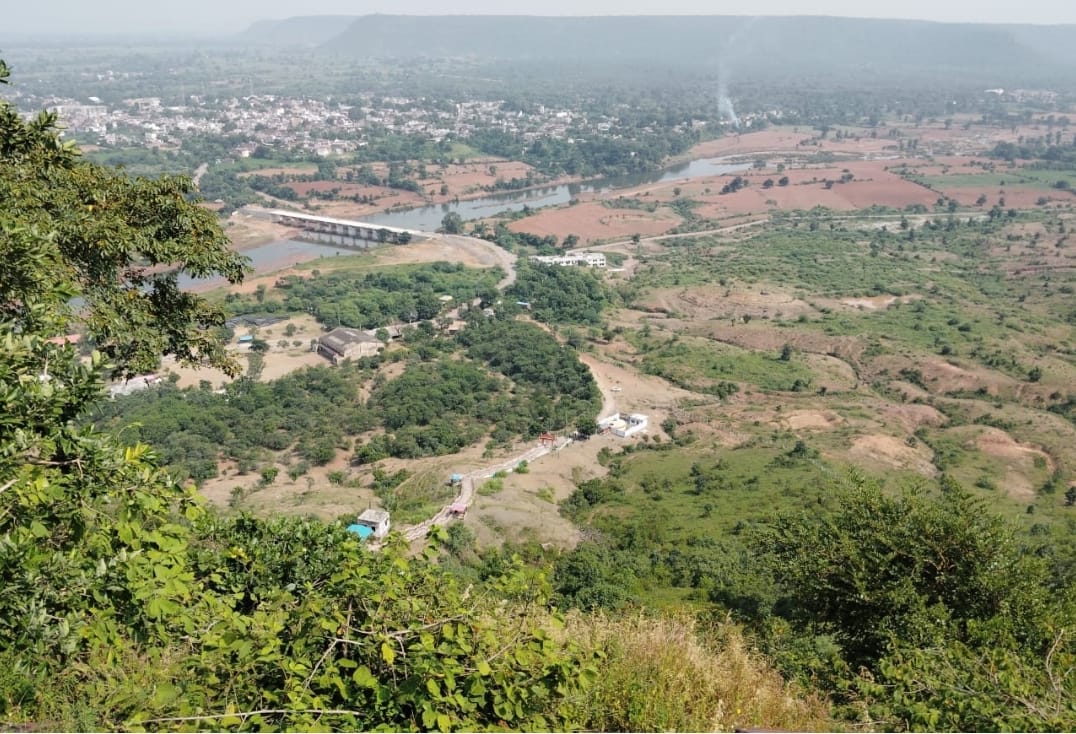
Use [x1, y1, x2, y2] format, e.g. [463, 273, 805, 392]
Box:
[493, 120, 1076, 245]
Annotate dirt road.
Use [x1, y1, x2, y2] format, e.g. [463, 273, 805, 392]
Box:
[572, 218, 770, 252]
[432, 233, 518, 290]
[579, 353, 618, 419]
[391, 437, 573, 544]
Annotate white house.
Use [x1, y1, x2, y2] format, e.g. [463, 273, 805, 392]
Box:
[598, 412, 649, 438]
[531, 252, 606, 268]
[356, 508, 391, 539]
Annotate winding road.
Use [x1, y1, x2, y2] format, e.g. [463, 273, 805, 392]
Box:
[320, 212, 774, 544]
[397, 437, 573, 545]
[379, 234, 610, 546]
[433, 233, 518, 290]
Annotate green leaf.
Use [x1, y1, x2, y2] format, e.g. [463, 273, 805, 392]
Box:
[421, 707, 437, 729]
[381, 641, 396, 665]
[353, 665, 377, 688]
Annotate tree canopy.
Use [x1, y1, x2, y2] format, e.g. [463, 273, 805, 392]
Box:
[0, 62, 247, 378]
[506, 261, 609, 325]
[748, 476, 1075, 730]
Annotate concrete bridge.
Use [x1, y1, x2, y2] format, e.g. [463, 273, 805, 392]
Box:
[246, 207, 425, 248]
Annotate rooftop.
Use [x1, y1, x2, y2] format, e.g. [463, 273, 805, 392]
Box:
[358, 508, 391, 525]
[320, 327, 380, 352]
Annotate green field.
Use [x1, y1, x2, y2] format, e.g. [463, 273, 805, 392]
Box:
[630, 333, 816, 393]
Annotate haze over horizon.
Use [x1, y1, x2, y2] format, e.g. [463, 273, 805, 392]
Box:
[5, 0, 1076, 36]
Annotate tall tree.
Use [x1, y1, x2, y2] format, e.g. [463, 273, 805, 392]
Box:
[0, 60, 248, 379]
[0, 56, 246, 659]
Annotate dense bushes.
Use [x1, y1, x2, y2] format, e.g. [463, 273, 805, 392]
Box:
[458, 317, 602, 431]
[228, 262, 502, 329]
[90, 363, 378, 482]
[550, 453, 1076, 731]
[506, 261, 609, 325]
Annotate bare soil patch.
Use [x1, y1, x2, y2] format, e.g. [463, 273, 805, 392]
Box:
[581, 351, 696, 429]
[943, 187, 1067, 209]
[305, 191, 428, 220]
[839, 294, 920, 311]
[688, 164, 937, 217]
[162, 314, 327, 390]
[641, 285, 818, 322]
[920, 358, 1018, 396]
[690, 322, 863, 365]
[975, 427, 1054, 501]
[801, 353, 860, 392]
[223, 214, 298, 250]
[508, 201, 682, 243]
[783, 410, 844, 431]
[848, 434, 937, 476]
[237, 165, 317, 178]
[427, 160, 539, 197]
[878, 404, 948, 434]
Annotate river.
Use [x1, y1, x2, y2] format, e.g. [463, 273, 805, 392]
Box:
[363, 156, 751, 232]
[180, 155, 751, 290]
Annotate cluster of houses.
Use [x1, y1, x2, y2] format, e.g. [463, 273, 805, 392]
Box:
[32, 88, 623, 158]
[530, 252, 607, 268]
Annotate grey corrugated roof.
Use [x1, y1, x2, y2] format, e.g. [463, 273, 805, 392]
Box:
[320, 327, 380, 352]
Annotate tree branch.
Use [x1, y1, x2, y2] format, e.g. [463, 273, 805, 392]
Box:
[137, 709, 364, 725]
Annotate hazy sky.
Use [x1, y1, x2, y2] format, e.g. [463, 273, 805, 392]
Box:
[6, 0, 1076, 35]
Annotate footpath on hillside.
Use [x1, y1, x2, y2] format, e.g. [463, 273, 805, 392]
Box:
[393, 435, 576, 545]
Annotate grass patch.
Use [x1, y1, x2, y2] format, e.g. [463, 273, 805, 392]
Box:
[478, 476, 506, 496]
[631, 333, 816, 393]
[377, 469, 455, 524]
[568, 613, 834, 732]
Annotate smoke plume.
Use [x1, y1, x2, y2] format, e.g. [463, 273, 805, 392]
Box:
[717, 67, 740, 128]
[716, 18, 760, 129]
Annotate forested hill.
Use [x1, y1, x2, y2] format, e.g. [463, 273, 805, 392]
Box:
[236, 15, 358, 46]
[239, 14, 1076, 83]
